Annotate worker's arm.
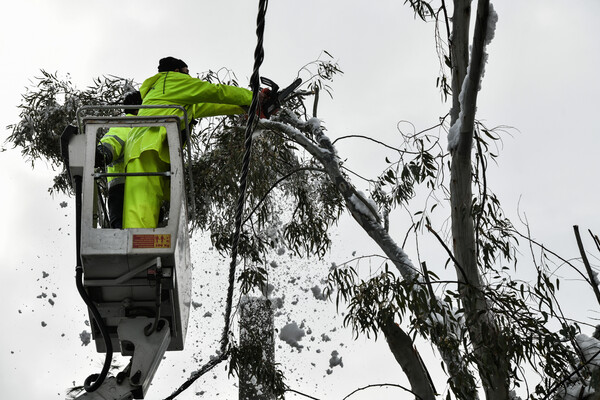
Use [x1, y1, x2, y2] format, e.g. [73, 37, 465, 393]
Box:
[171, 74, 253, 108]
[191, 102, 248, 118]
[99, 125, 130, 164]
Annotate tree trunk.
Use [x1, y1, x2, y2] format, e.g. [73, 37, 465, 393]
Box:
[239, 297, 275, 400]
[449, 1, 510, 399]
[381, 318, 436, 400]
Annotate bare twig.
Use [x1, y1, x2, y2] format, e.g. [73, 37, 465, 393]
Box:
[426, 223, 471, 287]
[574, 225, 600, 307]
[510, 228, 592, 284]
[163, 354, 227, 400]
[342, 382, 424, 400]
[285, 388, 321, 400]
[333, 134, 403, 152]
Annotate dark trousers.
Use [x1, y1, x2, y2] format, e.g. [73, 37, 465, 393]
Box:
[108, 183, 125, 229]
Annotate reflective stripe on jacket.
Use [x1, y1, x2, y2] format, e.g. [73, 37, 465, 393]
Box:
[100, 113, 135, 187]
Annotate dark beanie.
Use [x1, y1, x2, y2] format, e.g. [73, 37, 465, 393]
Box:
[158, 57, 188, 72]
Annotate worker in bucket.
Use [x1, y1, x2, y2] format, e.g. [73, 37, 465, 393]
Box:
[96, 91, 142, 228]
[122, 56, 269, 229]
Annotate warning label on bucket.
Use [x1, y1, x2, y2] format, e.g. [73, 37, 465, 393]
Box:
[132, 234, 171, 249]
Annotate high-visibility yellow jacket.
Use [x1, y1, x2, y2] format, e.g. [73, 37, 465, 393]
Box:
[99, 113, 136, 187]
[124, 71, 253, 165]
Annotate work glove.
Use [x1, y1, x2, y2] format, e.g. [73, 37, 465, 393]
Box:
[95, 144, 113, 168]
[257, 88, 279, 119]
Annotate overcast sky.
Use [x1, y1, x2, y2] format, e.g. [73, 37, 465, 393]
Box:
[1, 1, 600, 399]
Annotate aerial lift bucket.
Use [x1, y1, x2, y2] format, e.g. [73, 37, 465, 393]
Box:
[62, 105, 193, 398]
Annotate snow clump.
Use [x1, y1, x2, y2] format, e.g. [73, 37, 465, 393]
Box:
[329, 350, 343, 368]
[80, 330, 91, 346]
[448, 4, 499, 152]
[486, 3, 498, 45]
[311, 285, 326, 301]
[279, 321, 305, 349]
[576, 334, 600, 371]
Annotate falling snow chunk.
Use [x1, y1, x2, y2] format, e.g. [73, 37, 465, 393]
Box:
[42, 271, 49, 278]
[321, 334, 331, 342]
[59, 201, 68, 208]
[311, 286, 326, 301]
[592, 270, 600, 287]
[41, 321, 47, 327]
[272, 297, 284, 309]
[329, 350, 343, 368]
[261, 283, 274, 297]
[203, 311, 213, 318]
[192, 301, 202, 309]
[80, 330, 91, 346]
[279, 321, 305, 349]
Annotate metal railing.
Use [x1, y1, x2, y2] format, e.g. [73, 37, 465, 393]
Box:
[76, 104, 196, 224]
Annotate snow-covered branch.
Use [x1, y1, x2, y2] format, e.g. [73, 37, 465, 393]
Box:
[260, 110, 479, 398]
[260, 111, 416, 281]
[447, 1, 497, 153]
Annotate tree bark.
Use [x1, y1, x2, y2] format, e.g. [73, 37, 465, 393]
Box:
[450, 0, 471, 126]
[449, 1, 510, 399]
[381, 318, 436, 400]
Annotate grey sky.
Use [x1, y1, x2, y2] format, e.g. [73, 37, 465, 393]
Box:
[1, 1, 600, 399]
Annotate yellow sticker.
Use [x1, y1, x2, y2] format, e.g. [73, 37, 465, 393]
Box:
[132, 234, 171, 249]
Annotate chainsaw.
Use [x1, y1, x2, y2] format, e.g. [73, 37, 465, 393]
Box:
[259, 76, 303, 118]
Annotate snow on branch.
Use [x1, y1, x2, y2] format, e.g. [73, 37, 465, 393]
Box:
[260, 111, 480, 395]
[448, 1, 498, 152]
[577, 334, 600, 372]
[259, 111, 416, 281]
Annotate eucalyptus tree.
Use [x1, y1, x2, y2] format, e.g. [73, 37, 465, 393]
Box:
[7, 2, 600, 399]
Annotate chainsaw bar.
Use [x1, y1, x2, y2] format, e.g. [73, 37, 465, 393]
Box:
[260, 77, 303, 118]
